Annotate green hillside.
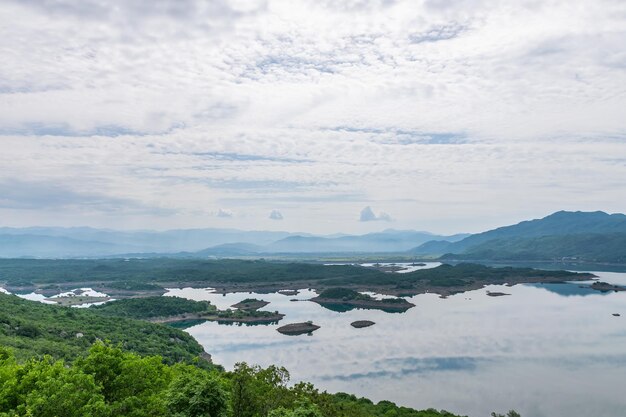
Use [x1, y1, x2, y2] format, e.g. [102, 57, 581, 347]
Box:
[0, 293, 207, 365]
[409, 211, 626, 263]
[441, 233, 626, 263]
[91, 296, 216, 319]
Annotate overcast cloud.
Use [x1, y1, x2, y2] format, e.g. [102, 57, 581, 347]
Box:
[0, 0, 625, 234]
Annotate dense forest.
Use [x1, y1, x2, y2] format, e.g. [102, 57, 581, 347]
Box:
[0, 342, 465, 417]
[0, 293, 207, 365]
[91, 296, 216, 319]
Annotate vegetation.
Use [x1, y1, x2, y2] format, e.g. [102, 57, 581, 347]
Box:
[0, 258, 384, 287]
[441, 233, 626, 264]
[231, 299, 270, 311]
[90, 296, 281, 324]
[91, 296, 216, 319]
[0, 293, 207, 365]
[317, 288, 409, 305]
[317, 288, 371, 300]
[215, 309, 282, 322]
[0, 293, 468, 417]
[0, 259, 588, 298]
[0, 342, 466, 417]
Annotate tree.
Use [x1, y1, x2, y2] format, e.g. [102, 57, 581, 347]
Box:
[0, 346, 18, 412]
[491, 411, 521, 417]
[77, 341, 171, 416]
[10, 356, 109, 417]
[166, 365, 229, 417]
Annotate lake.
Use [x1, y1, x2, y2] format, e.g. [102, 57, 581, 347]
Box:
[165, 264, 626, 417]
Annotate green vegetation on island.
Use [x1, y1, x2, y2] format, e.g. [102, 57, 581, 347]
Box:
[231, 298, 270, 311]
[91, 296, 216, 320]
[312, 288, 414, 312]
[0, 258, 592, 299]
[92, 296, 284, 325]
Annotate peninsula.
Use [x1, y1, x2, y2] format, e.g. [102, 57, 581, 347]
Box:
[90, 296, 284, 325]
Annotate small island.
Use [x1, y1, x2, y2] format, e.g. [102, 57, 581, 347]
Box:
[486, 291, 510, 297]
[351, 320, 375, 328]
[311, 288, 415, 312]
[278, 289, 299, 296]
[277, 321, 320, 336]
[231, 298, 270, 311]
[47, 295, 112, 306]
[590, 282, 626, 293]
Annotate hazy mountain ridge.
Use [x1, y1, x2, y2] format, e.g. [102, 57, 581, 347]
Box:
[3, 211, 625, 260]
[440, 233, 626, 263]
[412, 211, 626, 263]
[0, 226, 467, 258]
[264, 230, 469, 253]
[0, 227, 300, 258]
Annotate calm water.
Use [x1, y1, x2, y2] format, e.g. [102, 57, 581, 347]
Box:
[165, 266, 626, 417]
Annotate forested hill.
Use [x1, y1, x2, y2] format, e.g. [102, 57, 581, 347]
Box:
[411, 211, 626, 263]
[0, 292, 207, 365]
[441, 233, 626, 263]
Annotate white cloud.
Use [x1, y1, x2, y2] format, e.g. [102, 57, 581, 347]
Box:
[0, 0, 625, 233]
[359, 206, 392, 222]
[216, 208, 233, 218]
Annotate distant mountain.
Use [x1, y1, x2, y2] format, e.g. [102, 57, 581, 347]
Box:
[410, 211, 626, 263]
[440, 233, 626, 263]
[0, 227, 296, 252]
[0, 227, 301, 258]
[409, 240, 456, 255]
[0, 226, 468, 258]
[195, 243, 265, 256]
[0, 234, 132, 258]
[264, 230, 469, 253]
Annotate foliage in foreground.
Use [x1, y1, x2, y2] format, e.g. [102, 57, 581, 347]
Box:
[0, 342, 464, 417]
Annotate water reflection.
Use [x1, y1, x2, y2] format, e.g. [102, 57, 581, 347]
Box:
[526, 282, 605, 297]
[167, 271, 626, 417]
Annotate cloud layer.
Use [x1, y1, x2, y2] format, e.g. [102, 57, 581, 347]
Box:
[0, 0, 625, 233]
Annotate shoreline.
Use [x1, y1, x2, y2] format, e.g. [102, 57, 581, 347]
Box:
[310, 297, 415, 311]
[149, 312, 285, 324]
[3, 272, 598, 301]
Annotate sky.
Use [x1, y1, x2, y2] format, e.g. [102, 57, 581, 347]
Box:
[0, 0, 625, 235]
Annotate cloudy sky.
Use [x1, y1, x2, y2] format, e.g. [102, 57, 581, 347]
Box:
[1, 0, 625, 234]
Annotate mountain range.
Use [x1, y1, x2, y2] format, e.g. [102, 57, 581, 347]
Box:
[0, 226, 466, 258]
[1, 211, 625, 263]
[414, 211, 626, 263]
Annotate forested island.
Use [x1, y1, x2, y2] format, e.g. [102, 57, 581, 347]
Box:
[311, 288, 415, 312]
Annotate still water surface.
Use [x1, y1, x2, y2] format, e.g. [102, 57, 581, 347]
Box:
[165, 265, 626, 417]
